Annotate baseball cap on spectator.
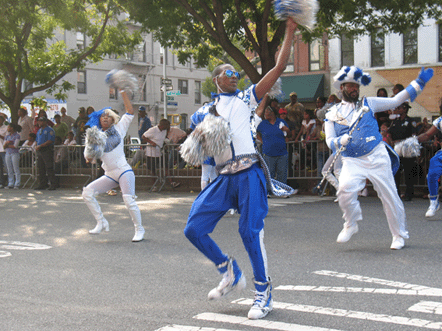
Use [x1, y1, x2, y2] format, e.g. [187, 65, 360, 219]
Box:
[37, 116, 47, 121]
[279, 108, 287, 115]
[289, 92, 297, 96]
[139, 106, 146, 112]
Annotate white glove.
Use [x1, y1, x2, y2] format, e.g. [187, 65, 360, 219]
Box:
[340, 134, 351, 146]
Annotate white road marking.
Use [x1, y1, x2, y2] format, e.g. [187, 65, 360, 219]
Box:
[0, 250, 12, 258]
[313, 270, 442, 296]
[194, 312, 344, 331]
[409, 302, 442, 315]
[234, 299, 442, 329]
[155, 324, 241, 331]
[0, 241, 52, 250]
[276, 285, 442, 297]
[0, 241, 52, 258]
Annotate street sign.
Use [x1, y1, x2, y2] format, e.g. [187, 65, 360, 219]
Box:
[167, 96, 174, 101]
[167, 102, 178, 107]
[166, 90, 181, 96]
[160, 85, 173, 92]
[161, 78, 172, 85]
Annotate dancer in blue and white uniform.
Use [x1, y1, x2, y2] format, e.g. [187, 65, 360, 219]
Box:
[325, 66, 434, 250]
[82, 90, 145, 242]
[415, 106, 442, 218]
[183, 18, 297, 320]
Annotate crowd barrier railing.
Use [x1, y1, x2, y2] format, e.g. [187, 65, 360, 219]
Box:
[15, 141, 441, 191]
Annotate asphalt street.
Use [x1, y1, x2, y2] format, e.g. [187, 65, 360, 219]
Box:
[1, 188, 442, 331]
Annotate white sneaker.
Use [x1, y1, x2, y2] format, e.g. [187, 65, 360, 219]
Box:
[333, 197, 339, 203]
[336, 223, 358, 243]
[208, 259, 246, 300]
[390, 235, 405, 250]
[248, 279, 273, 320]
[425, 200, 440, 218]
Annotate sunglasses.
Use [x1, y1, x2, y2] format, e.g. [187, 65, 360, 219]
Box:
[224, 69, 240, 79]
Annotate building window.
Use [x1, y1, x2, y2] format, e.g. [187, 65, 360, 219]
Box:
[77, 70, 86, 94]
[109, 87, 118, 100]
[139, 74, 147, 102]
[180, 113, 188, 131]
[403, 29, 418, 64]
[76, 32, 86, 50]
[178, 79, 188, 95]
[341, 34, 354, 66]
[309, 39, 324, 71]
[194, 81, 201, 104]
[439, 24, 442, 62]
[284, 47, 295, 73]
[371, 28, 385, 67]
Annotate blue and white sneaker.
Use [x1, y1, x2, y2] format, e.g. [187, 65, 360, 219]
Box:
[425, 199, 440, 218]
[208, 258, 246, 300]
[248, 278, 273, 319]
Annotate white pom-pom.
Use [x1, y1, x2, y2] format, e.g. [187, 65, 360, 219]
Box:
[84, 126, 107, 162]
[394, 136, 421, 158]
[180, 114, 232, 166]
[105, 69, 138, 94]
[268, 78, 283, 98]
[273, 0, 319, 30]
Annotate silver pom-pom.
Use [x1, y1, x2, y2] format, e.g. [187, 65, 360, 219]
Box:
[180, 114, 232, 166]
[268, 78, 282, 98]
[84, 126, 107, 163]
[394, 136, 421, 158]
[105, 69, 138, 94]
[273, 0, 319, 30]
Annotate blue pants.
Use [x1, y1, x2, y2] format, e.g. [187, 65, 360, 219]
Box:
[427, 151, 442, 200]
[184, 163, 269, 285]
[263, 154, 288, 184]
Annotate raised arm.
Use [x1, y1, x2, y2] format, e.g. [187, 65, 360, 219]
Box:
[255, 18, 297, 100]
[121, 90, 134, 115]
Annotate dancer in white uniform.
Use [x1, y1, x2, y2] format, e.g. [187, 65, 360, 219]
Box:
[325, 66, 434, 250]
[82, 90, 145, 242]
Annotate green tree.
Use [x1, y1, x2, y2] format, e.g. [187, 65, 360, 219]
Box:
[124, 0, 441, 85]
[311, 0, 442, 40]
[0, 0, 142, 124]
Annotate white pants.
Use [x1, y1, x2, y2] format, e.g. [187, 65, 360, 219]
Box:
[338, 143, 409, 239]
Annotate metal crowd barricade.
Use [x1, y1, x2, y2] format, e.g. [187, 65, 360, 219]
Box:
[15, 139, 440, 192]
[51, 144, 94, 187]
[19, 146, 37, 188]
[127, 143, 163, 192]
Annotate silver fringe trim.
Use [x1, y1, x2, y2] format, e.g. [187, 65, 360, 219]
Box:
[84, 126, 107, 163]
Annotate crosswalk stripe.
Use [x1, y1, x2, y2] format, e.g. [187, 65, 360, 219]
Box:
[314, 270, 442, 296]
[155, 324, 242, 331]
[409, 301, 442, 315]
[234, 298, 442, 329]
[194, 312, 344, 331]
[275, 285, 442, 297]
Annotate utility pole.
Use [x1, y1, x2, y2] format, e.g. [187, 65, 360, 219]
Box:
[162, 46, 167, 119]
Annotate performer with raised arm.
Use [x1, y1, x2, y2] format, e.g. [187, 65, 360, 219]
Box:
[408, 100, 442, 218]
[82, 71, 145, 242]
[182, 17, 297, 320]
[325, 66, 433, 250]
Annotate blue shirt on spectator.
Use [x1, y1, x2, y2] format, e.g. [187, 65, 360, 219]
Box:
[138, 116, 152, 140]
[257, 118, 288, 157]
[36, 126, 55, 146]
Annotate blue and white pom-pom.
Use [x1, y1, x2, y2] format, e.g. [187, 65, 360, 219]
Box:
[273, 0, 319, 30]
[84, 126, 107, 163]
[267, 77, 284, 99]
[105, 69, 138, 94]
[394, 136, 421, 158]
[180, 114, 232, 166]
